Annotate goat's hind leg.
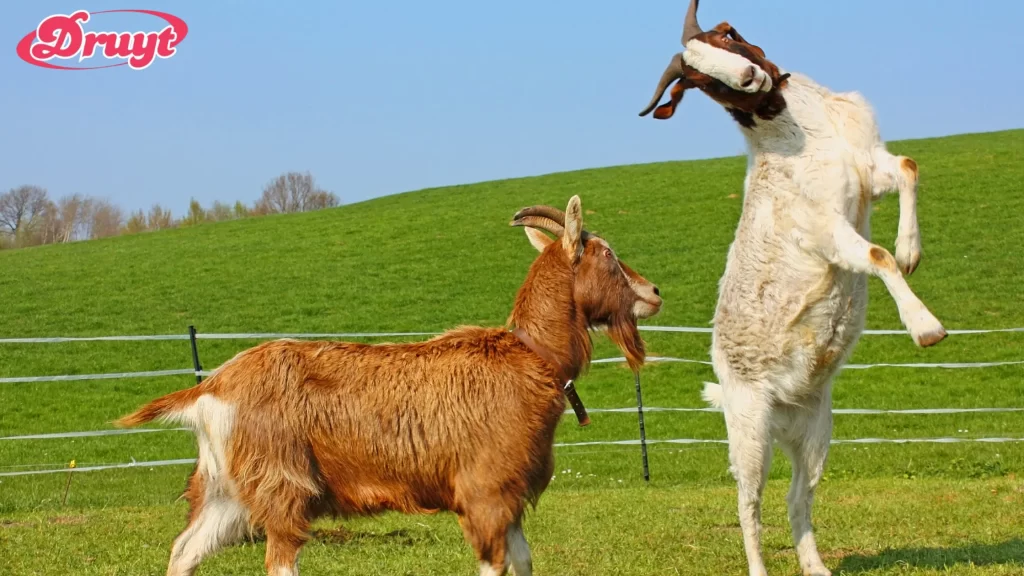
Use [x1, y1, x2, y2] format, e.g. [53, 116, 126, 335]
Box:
[722, 383, 774, 576]
[166, 469, 250, 576]
[872, 148, 922, 275]
[777, 394, 834, 576]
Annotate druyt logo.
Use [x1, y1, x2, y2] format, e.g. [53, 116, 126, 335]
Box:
[17, 9, 188, 70]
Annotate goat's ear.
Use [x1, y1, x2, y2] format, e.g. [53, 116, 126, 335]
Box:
[654, 79, 687, 120]
[562, 195, 583, 262]
[524, 226, 553, 252]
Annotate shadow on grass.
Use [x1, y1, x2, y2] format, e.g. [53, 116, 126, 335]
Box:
[835, 539, 1024, 574]
[311, 526, 422, 547]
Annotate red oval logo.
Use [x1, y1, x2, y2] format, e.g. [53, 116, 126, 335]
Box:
[16, 9, 188, 71]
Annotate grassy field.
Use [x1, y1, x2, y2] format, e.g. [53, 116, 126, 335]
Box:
[1, 129, 1022, 575]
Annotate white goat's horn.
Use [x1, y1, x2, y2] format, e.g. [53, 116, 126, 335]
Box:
[638, 53, 686, 117]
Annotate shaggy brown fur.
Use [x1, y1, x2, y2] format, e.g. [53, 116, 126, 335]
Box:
[116, 195, 661, 576]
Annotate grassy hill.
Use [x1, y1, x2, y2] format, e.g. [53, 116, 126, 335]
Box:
[1, 129, 1022, 575]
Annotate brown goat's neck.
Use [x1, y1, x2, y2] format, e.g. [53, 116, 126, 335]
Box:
[511, 326, 571, 383]
[507, 247, 592, 383]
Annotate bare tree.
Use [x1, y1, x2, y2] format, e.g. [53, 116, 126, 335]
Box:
[181, 198, 207, 227]
[124, 210, 148, 234]
[208, 201, 235, 222]
[255, 171, 339, 215]
[36, 200, 63, 245]
[53, 194, 92, 243]
[147, 204, 174, 230]
[89, 199, 124, 239]
[0, 186, 50, 241]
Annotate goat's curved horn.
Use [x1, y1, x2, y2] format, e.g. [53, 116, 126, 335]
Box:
[510, 215, 564, 236]
[639, 53, 686, 117]
[510, 205, 592, 240]
[513, 205, 567, 224]
[682, 0, 703, 44]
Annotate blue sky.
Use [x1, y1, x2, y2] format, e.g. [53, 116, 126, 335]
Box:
[2, 0, 1022, 215]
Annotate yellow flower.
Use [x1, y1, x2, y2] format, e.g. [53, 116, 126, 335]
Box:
[69, 460, 76, 469]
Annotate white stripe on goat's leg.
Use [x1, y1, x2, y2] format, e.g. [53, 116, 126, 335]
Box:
[506, 520, 533, 576]
[822, 219, 945, 347]
[722, 383, 774, 576]
[871, 148, 922, 275]
[166, 494, 249, 576]
[776, 397, 834, 576]
[479, 563, 505, 576]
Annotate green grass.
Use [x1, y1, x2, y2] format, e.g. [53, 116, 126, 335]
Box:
[1, 129, 1023, 574]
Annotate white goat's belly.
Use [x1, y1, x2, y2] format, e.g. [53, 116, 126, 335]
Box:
[713, 261, 867, 403]
[711, 175, 869, 404]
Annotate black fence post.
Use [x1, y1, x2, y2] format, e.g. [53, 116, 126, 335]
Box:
[634, 371, 650, 482]
[188, 325, 203, 384]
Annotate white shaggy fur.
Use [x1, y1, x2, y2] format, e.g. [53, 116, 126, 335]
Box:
[697, 70, 945, 576]
[479, 563, 503, 576]
[167, 495, 250, 576]
[683, 39, 771, 93]
[156, 393, 254, 576]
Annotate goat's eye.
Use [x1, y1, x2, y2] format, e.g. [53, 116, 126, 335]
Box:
[603, 248, 613, 258]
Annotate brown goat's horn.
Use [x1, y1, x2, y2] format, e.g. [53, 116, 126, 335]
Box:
[682, 0, 703, 45]
[510, 205, 592, 240]
[510, 215, 564, 236]
[513, 205, 567, 224]
[639, 53, 686, 117]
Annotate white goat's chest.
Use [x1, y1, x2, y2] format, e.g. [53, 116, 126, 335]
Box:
[711, 79, 880, 400]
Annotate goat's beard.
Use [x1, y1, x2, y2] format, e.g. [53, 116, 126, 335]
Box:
[603, 313, 646, 372]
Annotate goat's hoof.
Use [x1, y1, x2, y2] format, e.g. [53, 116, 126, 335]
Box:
[917, 327, 946, 344]
[895, 237, 921, 276]
[908, 309, 947, 347]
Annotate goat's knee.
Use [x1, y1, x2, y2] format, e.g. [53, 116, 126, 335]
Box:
[899, 156, 918, 186]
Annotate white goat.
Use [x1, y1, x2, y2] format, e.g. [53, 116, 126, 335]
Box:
[639, 2, 947, 575]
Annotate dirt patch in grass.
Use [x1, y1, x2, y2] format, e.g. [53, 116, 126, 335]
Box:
[48, 515, 87, 526]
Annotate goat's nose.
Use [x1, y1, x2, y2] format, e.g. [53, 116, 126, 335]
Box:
[652, 286, 660, 296]
[740, 65, 757, 88]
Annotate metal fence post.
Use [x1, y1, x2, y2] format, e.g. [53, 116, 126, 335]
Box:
[188, 325, 203, 384]
[634, 371, 650, 482]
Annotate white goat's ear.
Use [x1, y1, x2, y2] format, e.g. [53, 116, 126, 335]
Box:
[562, 195, 583, 262]
[524, 227, 553, 252]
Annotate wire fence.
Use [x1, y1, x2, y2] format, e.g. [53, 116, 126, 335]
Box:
[1, 324, 1022, 480]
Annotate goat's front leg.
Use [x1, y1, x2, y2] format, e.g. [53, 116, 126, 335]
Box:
[818, 217, 946, 347]
[871, 149, 921, 275]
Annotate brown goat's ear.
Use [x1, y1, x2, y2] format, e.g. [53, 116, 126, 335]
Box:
[653, 79, 687, 119]
[524, 226, 553, 252]
[562, 195, 584, 263]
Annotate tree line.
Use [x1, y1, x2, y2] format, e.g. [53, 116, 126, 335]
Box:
[0, 171, 339, 250]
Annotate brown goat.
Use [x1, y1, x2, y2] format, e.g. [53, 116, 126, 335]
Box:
[116, 195, 662, 576]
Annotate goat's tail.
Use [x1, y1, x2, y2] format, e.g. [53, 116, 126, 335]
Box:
[114, 383, 208, 428]
[700, 382, 724, 409]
